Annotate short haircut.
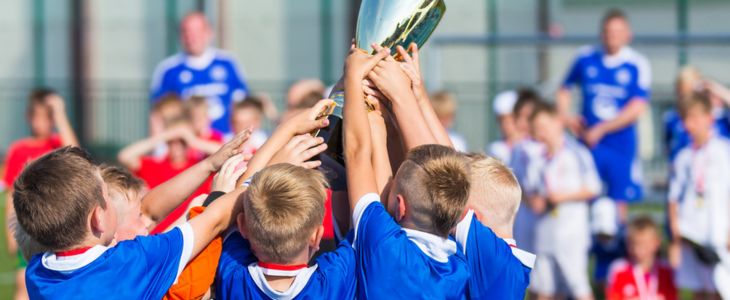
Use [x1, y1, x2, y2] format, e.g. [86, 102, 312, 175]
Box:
[430, 91, 457, 118]
[528, 101, 558, 122]
[627, 215, 658, 239]
[465, 153, 521, 230]
[243, 164, 328, 263]
[27, 88, 56, 117]
[13, 147, 105, 250]
[602, 8, 628, 26]
[187, 96, 208, 110]
[100, 165, 145, 204]
[512, 88, 541, 116]
[679, 92, 712, 119]
[154, 93, 188, 126]
[394, 144, 471, 237]
[296, 91, 325, 109]
[234, 97, 265, 115]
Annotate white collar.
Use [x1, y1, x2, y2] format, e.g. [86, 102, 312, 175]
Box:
[41, 245, 109, 272]
[602, 46, 631, 68]
[185, 48, 216, 70]
[402, 228, 457, 263]
[247, 263, 318, 300]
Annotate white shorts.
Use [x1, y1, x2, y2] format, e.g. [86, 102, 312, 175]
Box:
[514, 204, 538, 253]
[530, 250, 592, 298]
[676, 243, 717, 292]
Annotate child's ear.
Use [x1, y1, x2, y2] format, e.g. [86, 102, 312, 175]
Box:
[309, 225, 324, 254]
[396, 194, 406, 222]
[90, 205, 106, 238]
[236, 213, 248, 238]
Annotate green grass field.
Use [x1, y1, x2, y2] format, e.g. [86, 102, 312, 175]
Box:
[0, 192, 19, 299]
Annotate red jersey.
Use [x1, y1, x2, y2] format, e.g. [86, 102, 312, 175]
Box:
[135, 156, 212, 234]
[606, 259, 677, 300]
[3, 135, 63, 189]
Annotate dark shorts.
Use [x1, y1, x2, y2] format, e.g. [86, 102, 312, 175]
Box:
[591, 144, 643, 202]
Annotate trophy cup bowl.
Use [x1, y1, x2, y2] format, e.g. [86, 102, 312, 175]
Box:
[318, 0, 446, 166]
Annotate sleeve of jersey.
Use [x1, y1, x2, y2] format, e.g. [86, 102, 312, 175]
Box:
[129, 223, 194, 297]
[561, 57, 582, 88]
[351, 193, 400, 250]
[454, 212, 506, 274]
[630, 57, 652, 100]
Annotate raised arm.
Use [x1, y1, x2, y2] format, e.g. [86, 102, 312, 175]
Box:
[186, 185, 245, 259]
[366, 102, 393, 194]
[344, 47, 390, 211]
[396, 44, 453, 147]
[46, 94, 79, 147]
[367, 47, 436, 150]
[142, 131, 249, 224]
[235, 100, 333, 186]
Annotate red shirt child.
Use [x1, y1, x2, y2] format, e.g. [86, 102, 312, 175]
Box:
[3, 135, 63, 188]
[607, 258, 677, 300]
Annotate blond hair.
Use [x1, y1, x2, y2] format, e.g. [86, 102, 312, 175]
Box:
[395, 144, 470, 237]
[243, 164, 328, 263]
[465, 153, 521, 233]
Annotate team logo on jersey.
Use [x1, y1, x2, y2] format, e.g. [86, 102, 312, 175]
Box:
[592, 96, 618, 120]
[211, 66, 228, 82]
[615, 69, 631, 86]
[179, 70, 193, 84]
[587, 66, 598, 78]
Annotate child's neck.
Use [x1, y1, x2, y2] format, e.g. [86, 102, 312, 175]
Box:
[692, 132, 711, 148]
[635, 257, 655, 273]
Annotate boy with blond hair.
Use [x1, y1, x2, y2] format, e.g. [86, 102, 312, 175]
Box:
[344, 46, 471, 299]
[455, 154, 536, 299]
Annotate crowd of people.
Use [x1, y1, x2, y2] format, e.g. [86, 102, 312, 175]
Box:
[1, 7, 730, 300]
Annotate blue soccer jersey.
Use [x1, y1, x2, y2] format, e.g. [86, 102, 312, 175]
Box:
[216, 231, 357, 300]
[455, 210, 535, 300]
[352, 193, 470, 300]
[26, 224, 194, 300]
[151, 48, 249, 133]
[664, 108, 730, 161]
[562, 45, 651, 155]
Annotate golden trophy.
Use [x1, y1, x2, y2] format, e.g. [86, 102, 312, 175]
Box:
[318, 0, 446, 166]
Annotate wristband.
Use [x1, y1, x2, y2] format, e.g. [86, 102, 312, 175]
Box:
[203, 191, 226, 207]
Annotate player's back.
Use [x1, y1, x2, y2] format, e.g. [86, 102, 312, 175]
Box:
[216, 232, 356, 300]
[26, 225, 192, 300]
[455, 210, 534, 300]
[353, 195, 469, 300]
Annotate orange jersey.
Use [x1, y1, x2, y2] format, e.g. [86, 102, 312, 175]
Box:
[164, 206, 222, 300]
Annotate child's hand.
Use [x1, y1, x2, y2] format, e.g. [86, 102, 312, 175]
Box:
[269, 134, 328, 169]
[45, 94, 66, 117]
[206, 130, 251, 171]
[396, 43, 428, 103]
[344, 46, 390, 83]
[281, 99, 334, 135]
[212, 154, 248, 193]
[367, 55, 414, 105]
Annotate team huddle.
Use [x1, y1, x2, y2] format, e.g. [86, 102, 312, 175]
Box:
[3, 7, 730, 300]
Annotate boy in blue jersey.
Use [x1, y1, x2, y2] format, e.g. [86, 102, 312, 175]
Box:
[455, 153, 536, 299]
[215, 98, 359, 300]
[345, 46, 471, 299]
[556, 9, 651, 219]
[13, 146, 245, 300]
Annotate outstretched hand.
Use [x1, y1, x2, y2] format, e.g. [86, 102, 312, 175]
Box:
[396, 43, 429, 103]
[269, 134, 328, 169]
[212, 154, 249, 193]
[206, 129, 251, 171]
[345, 45, 391, 83]
[283, 99, 335, 136]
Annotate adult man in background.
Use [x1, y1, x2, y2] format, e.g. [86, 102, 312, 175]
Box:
[151, 12, 249, 134]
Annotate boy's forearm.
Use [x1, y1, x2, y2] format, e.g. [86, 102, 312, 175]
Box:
[556, 88, 573, 118]
[54, 113, 79, 147]
[668, 201, 681, 241]
[370, 120, 392, 193]
[187, 187, 244, 257]
[142, 159, 216, 223]
[344, 76, 377, 211]
[390, 94, 437, 150]
[416, 97, 453, 148]
[118, 135, 165, 170]
[188, 138, 222, 155]
[592, 99, 646, 134]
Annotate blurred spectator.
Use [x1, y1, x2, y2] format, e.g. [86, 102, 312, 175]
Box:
[117, 122, 213, 234]
[606, 216, 677, 300]
[231, 96, 269, 154]
[185, 96, 224, 159]
[430, 90, 468, 152]
[509, 90, 543, 254]
[664, 66, 730, 161]
[488, 89, 534, 163]
[527, 102, 601, 300]
[150, 12, 249, 134]
[667, 93, 730, 299]
[3, 88, 78, 300]
[556, 9, 651, 220]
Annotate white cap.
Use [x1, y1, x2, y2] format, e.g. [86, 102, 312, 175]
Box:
[493, 90, 518, 116]
[590, 197, 618, 236]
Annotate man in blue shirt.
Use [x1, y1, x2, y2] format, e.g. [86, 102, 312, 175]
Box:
[151, 12, 249, 134]
[556, 9, 651, 218]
